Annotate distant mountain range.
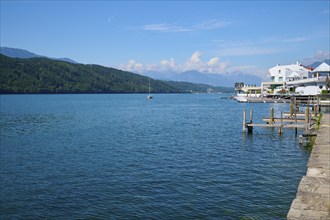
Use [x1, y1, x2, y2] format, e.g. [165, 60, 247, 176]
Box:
[1, 47, 328, 91]
[143, 70, 262, 87]
[0, 47, 77, 64]
[308, 59, 330, 69]
[142, 59, 330, 87]
[143, 59, 330, 87]
[1, 47, 262, 87]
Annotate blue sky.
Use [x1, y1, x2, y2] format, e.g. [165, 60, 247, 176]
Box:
[1, 0, 329, 78]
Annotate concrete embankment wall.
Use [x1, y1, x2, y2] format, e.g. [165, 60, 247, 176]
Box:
[287, 113, 330, 220]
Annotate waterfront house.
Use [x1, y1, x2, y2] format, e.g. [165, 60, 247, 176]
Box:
[268, 61, 310, 82]
[310, 62, 330, 78]
[234, 62, 329, 102]
[286, 62, 330, 95]
[262, 62, 311, 95]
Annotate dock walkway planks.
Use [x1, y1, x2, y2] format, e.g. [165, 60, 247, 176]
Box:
[247, 123, 306, 128]
[262, 118, 315, 123]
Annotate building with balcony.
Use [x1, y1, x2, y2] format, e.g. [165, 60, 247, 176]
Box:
[262, 62, 312, 95]
[268, 62, 310, 82]
[286, 62, 330, 95]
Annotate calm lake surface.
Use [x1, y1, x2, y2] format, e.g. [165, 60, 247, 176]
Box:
[0, 94, 309, 219]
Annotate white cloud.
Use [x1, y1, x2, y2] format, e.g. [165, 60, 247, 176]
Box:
[118, 59, 145, 72]
[195, 19, 230, 30]
[183, 51, 205, 71]
[119, 51, 231, 74]
[143, 24, 191, 32]
[189, 51, 203, 63]
[117, 50, 329, 81]
[283, 37, 307, 43]
[207, 57, 219, 66]
[212, 60, 230, 73]
[193, 51, 202, 61]
[300, 50, 330, 65]
[159, 58, 179, 72]
[143, 19, 229, 33]
[314, 50, 330, 60]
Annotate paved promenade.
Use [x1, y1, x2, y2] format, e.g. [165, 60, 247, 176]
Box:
[287, 113, 330, 220]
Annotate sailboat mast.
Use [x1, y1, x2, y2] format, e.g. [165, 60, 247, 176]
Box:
[149, 78, 150, 95]
[147, 78, 153, 99]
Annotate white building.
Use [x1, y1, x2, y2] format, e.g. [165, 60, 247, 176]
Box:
[286, 62, 330, 95]
[268, 61, 310, 83]
[310, 62, 330, 78]
[262, 62, 311, 95]
[235, 62, 329, 101]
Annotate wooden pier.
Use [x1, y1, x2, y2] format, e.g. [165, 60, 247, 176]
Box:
[247, 123, 306, 128]
[243, 108, 316, 134]
[262, 118, 315, 123]
[243, 108, 314, 134]
[242, 97, 319, 134]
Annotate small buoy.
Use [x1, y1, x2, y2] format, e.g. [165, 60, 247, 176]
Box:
[299, 135, 304, 144]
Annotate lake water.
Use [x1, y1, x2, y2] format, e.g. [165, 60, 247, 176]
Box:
[0, 94, 309, 219]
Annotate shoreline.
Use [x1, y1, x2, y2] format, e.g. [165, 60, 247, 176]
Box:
[287, 113, 330, 219]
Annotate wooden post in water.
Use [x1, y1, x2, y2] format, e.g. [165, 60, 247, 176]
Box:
[248, 109, 253, 133]
[270, 107, 274, 124]
[290, 97, 295, 118]
[305, 107, 309, 132]
[294, 104, 298, 135]
[250, 109, 253, 123]
[308, 107, 313, 129]
[314, 104, 317, 118]
[290, 103, 293, 118]
[279, 111, 283, 134]
[243, 109, 246, 132]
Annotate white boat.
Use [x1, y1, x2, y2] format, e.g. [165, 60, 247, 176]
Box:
[233, 95, 248, 102]
[147, 78, 153, 99]
[234, 82, 261, 102]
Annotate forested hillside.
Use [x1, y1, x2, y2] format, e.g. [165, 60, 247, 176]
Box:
[0, 55, 233, 94]
[165, 81, 234, 93]
[0, 55, 180, 94]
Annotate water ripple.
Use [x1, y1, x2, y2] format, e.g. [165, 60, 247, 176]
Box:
[0, 94, 309, 219]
